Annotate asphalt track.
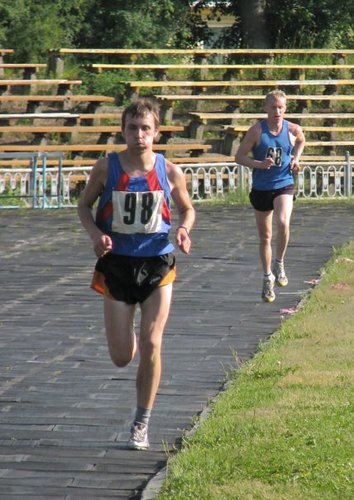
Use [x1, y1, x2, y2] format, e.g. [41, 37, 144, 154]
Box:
[0, 202, 353, 499]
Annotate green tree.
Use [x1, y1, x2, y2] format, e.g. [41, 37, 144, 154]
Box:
[0, 0, 92, 62]
[265, 0, 354, 48]
[0, 0, 351, 63]
[195, 0, 353, 49]
[0, 0, 208, 62]
[238, 0, 269, 48]
[75, 0, 208, 50]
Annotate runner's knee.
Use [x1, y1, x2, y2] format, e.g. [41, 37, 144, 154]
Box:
[277, 216, 290, 233]
[259, 229, 272, 245]
[107, 334, 136, 367]
[109, 349, 134, 368]
[139, 335, 162, 360]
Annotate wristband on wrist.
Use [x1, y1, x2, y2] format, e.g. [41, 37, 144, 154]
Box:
[177, 225, 190, 236]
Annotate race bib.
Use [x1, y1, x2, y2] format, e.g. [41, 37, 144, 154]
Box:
[112, 190, 164, 234]
[266, 147, 282, 167]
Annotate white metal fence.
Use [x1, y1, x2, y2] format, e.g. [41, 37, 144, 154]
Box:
[0, 152, 352, 208]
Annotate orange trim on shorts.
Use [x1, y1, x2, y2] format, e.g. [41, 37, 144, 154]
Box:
[90, 265, 176, 298]
[91, 270, 114, 299]
[159, 265, 176, 286]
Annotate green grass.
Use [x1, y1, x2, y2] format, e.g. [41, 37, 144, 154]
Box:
[0, 187, 29, 208]
[199, 190, 250, 205]
[157, 241, 354, 500]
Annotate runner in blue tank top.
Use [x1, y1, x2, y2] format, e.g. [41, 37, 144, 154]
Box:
[78, 98, 195, 450]
[235, 90, 305, 303]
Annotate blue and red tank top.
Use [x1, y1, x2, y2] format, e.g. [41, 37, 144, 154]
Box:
[95, 152, 175, 257]
[252, 119, 294, 191]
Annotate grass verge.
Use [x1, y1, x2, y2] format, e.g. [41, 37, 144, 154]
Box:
[157, 241, 354, 500]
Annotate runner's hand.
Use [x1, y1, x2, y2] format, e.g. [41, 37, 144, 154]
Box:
[291, 159, 300, 173]
[176, 226, 191, 254]
[94, 234, 112, 258]
[261, 157, 274, 170]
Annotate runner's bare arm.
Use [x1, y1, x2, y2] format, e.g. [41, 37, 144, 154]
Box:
[77, 158, 112, 257]
[166, 160, 195, 254]
[289, 122, 306, 172]
[235, 123, 274, 170]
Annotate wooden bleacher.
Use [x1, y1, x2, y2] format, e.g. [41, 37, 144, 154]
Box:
[89, 62, 354, 82]
[0, 124, 184, 144]
[81, 51, 352, 167]
[121, 79, 354, 98]
[188, 112, 354, 142]
[0, 112, 122, 127]
[0, 56, 117, 120]
[156, 94, 354, 104]
[189, 112, 354, 123]
[8, 119, 334, 151]
[219, 114, 354, 155]
[0, 47, 352, 196]
[0, 94, 115, 113]
[76, 112, 121, 124]
[222, 125, 354, 134]
[0, 142, 212, 158]
[222, 125, 354, 156]
[50, 48, 354, 57]
[156, 93, 354, 122]
[49, 48, 354, 76]
[0, 63, 47, 79]
[0, 49, 14, 56]
[0, 112, 79, 121]
[0, 79, 82, 95]
[0, 49, 15, 73]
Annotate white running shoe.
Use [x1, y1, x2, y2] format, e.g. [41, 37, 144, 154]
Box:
[262, 274, 276, 303]
[273, 261, 288, 287]
[127, 422, 150, 450]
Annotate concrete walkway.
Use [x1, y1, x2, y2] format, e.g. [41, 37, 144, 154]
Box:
[0, 203, 353, 499]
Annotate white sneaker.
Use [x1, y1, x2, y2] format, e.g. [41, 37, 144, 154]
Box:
[273, 261, 288, 287]
[262, 274, 276, 303]
[127, 422, 149, 450]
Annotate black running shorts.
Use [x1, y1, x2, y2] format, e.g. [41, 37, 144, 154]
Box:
[91, 253, 176, 304]
[249, 184, 295, 212]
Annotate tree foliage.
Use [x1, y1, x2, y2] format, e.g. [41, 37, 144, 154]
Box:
[0, 0, 208, 62]
[75, 0, 208, 50]
[203, 0, 354, 49]
[265, 0, 354, 48]
[0, 0, 92, 62]
[0, 0, 351, 63]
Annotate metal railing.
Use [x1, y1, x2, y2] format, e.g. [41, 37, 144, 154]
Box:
[0, 152, 352, 208]
[0, 152, 64, 208]
[298, 152, 352, 198]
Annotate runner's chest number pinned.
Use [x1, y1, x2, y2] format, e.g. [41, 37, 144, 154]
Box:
[266, 147, 282, 167]
[112, 190, 164, 234]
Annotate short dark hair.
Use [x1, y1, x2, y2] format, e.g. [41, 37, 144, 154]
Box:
[121, 98, 160, 130]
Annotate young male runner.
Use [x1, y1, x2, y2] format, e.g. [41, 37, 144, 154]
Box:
[77, 98, 195, 449]
[235, 90, 305, 302]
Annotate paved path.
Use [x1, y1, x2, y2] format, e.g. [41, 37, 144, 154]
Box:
[0, 203, 353, 499]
